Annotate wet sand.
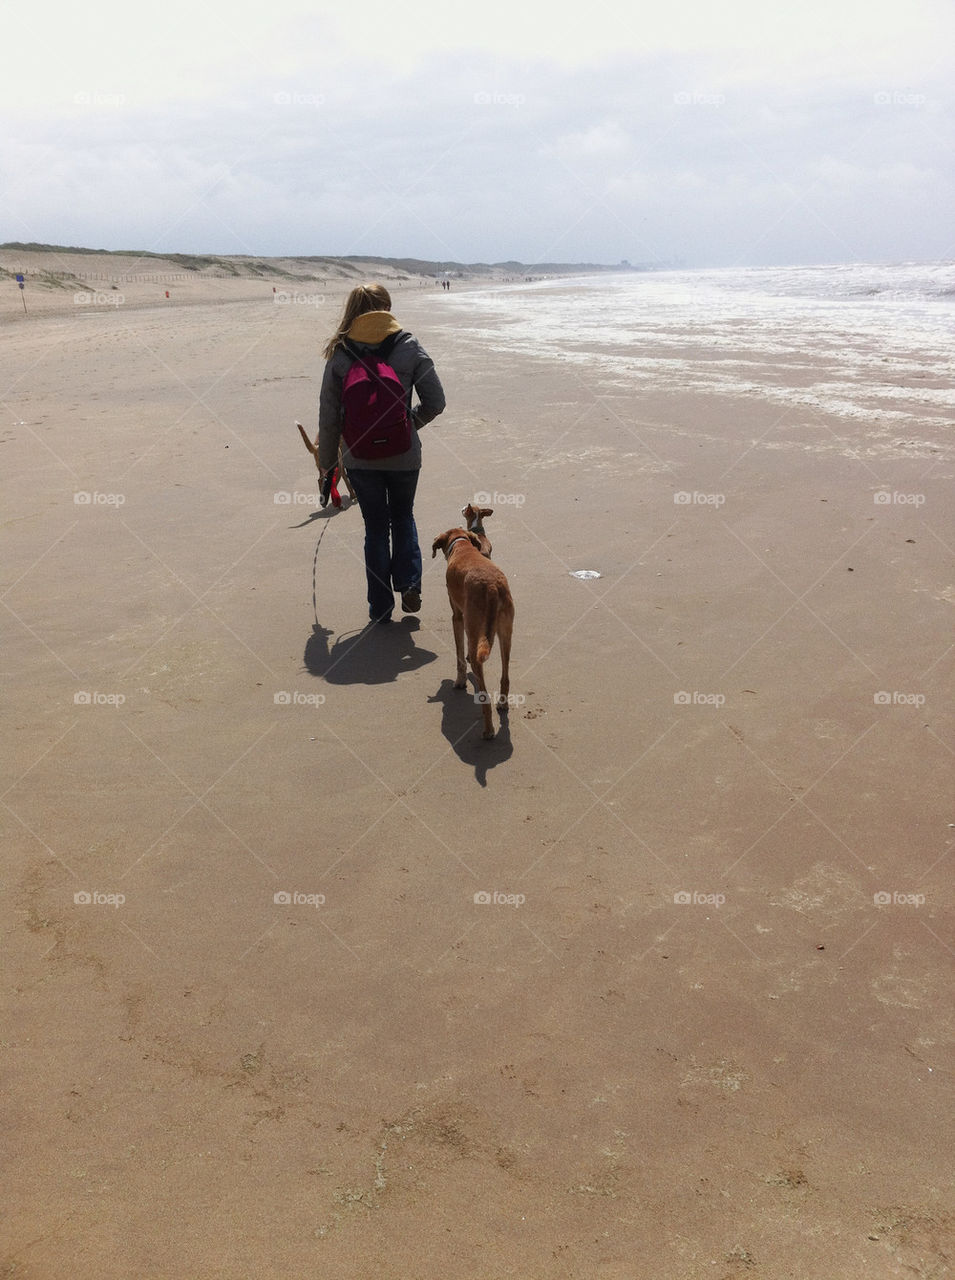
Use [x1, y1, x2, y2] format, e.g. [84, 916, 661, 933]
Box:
[3, 278, 953, 1278]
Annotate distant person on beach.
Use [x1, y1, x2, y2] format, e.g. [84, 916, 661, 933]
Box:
[317, 283, 446, 624]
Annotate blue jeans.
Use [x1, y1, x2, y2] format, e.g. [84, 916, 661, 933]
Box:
[346, 468, 422, 620]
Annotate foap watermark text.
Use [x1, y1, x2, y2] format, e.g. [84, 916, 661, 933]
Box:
[674, 490, 725, 507]
[74, 90, 126, 108]
[75, 491, 125, 506]
[274, 890, 325, 907]
[274, 491, 324, 507]
[874, 90, 926, 107]
[274, 291, 326, 307]
[74, 890, 125, 907]
[674, 890, 726, 907]
[273, 90, 325, 107]
[874, 490, 924, 506]
[474, 691, 525, 707]
[474, 91, 525, 107]
[474, 890, 525, 907]
[274, 691, 325, 707]
[75, 291, 125, 307]
[673, 91, 725, 107]
[674, 690, 725, 707]
[474, 490, 524, 507]
[74, 691, 125, 707]
[874, 691, 925, 707]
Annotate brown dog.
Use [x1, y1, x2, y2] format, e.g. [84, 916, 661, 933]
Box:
[432, 528, 514, 738]
[295, 421, 357, 503]
[461, 503, 493, 557]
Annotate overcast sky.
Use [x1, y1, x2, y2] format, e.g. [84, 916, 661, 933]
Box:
[2, 0, 952, 266]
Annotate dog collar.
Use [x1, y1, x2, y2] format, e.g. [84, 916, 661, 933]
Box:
[444, 536, 470, 556]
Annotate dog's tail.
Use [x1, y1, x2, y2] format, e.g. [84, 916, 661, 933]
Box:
[296, 421, 318, 456]
[476, 589, 500, 664]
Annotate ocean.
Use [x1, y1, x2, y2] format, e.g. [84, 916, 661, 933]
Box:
[440, 262, 955, 457]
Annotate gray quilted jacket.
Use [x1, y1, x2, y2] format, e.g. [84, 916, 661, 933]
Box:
[317, 315, 445, 472]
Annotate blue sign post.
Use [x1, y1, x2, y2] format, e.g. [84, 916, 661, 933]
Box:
[15, 273, 26, 314]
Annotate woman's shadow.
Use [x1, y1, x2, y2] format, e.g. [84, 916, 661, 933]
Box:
[427, 679, 513, 787]
[305, 617, 437, 685]
[302, 505, 437, 685]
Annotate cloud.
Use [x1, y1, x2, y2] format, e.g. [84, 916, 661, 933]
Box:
[2, 7, 952, 266]
[551, 122, 633, 158]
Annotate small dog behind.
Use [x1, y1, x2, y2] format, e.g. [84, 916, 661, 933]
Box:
[432, 528, 514, 739]
[461, 503, 493, 557]
[296, 421, 356, 506]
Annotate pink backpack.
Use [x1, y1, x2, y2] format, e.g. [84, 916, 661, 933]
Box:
[341, 333, 412, 460]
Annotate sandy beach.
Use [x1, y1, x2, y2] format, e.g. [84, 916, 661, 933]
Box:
[3, 267, 953, 1278]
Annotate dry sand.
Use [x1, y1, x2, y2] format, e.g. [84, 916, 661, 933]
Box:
[2, 272, 953, 1279]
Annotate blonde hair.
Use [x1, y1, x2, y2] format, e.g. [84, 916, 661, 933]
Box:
[323, 283, 392, 359]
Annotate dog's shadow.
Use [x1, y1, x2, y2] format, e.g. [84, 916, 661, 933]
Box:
[428, 679, 513, 787]
[305, 618, 437, 685]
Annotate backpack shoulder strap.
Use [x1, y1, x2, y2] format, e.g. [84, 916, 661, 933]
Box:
[376, 330, 403, 360]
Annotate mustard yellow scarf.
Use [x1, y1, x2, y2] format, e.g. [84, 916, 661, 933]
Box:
[347, 311, 402, 344]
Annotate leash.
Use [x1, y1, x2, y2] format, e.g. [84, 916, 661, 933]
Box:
[311, 518, 333, 626]
[310, 515, 366, 653]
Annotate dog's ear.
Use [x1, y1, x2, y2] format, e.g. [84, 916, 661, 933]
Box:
[481, 507, 494, 518]
[431, 533, 446, 559]
[466, 531, 483, 550]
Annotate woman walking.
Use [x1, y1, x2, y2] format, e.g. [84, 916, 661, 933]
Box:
[317, 283, 446, 623]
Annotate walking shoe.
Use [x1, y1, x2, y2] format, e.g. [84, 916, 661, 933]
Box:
[400, 588, 421, 614]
